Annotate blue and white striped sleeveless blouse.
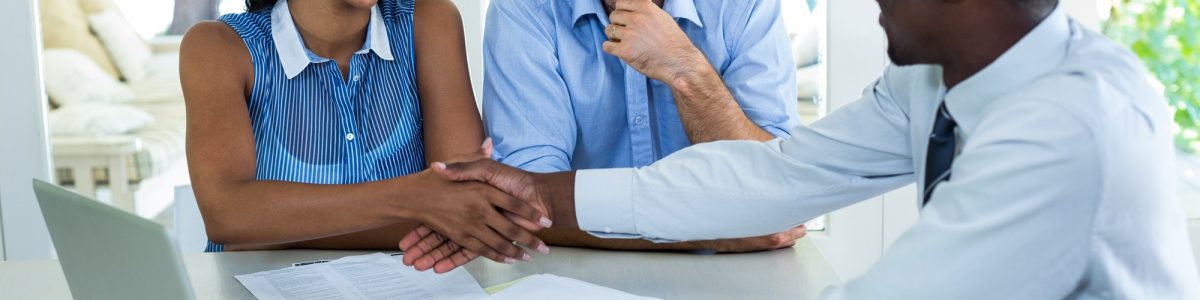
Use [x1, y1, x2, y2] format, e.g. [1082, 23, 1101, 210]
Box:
[205, 0, 425, 252]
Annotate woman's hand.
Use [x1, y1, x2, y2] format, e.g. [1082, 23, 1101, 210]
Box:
[400, 159, 553, 273]
[402, 168, 549, 266]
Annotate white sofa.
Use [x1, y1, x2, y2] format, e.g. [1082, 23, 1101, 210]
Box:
[51, 36, 188, 216]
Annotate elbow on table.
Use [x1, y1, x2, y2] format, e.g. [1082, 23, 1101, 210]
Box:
[194, 192, 250, 246]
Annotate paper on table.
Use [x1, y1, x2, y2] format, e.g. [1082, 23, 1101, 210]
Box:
[491, 274, 661, 300]
[235, 253, 489, 300]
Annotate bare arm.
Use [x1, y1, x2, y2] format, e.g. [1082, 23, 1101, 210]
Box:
[604, 0, 775, 143]
[181, 21, 426, 249]
[668, 68, 775, 143]
[400, 163, 804, 273]
[414, 0, 486, 164]
[180, 18, 508, 252]
[268, 0, 488, 251]
[536, 227, 803, 252]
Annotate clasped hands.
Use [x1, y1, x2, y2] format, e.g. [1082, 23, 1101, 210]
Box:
[394, 138, 552, 273]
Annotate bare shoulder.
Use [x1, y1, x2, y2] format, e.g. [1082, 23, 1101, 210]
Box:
[413, 0, 464, 29]
[179, 21, 252, 95]
[180, 21, 247, 61]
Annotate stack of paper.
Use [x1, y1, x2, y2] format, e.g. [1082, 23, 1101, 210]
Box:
[492, 274, 661, 300]
[235, 253, 489, 300]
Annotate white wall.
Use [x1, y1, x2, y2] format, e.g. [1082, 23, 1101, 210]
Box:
[0, 0, 55, 260]
[818, 0, 1102, 280]
[450, 0, 487, 110]
[816, 0, 891, 280]
[1192, 221, 1200, 274]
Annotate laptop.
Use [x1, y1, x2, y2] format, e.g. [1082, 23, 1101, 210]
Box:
[33, 179, 195, 300]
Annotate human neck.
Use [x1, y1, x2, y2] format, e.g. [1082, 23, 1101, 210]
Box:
[939, 7, 1052, 89]
[287, 0, 371, 60]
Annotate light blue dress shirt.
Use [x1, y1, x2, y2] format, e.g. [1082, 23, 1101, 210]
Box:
[482, 0, 800, 172]
[574, 6, 1200, 298]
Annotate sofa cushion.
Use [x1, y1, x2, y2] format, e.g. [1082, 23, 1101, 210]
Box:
[129, 53, 185, 103]
[42, 49, 135, 105]
[39, 0, 120, 79]
[77, 0, 116, 14]
[89, 9, 153, 82]
[54, 101, 186, 184]
[48, 103, 154, 136]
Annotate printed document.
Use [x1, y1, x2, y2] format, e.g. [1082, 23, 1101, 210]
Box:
[235, 252, 488, 300]
[492, 274, 660, 300]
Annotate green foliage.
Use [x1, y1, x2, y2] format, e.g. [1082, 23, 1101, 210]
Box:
[1103, 0, 1200, 153]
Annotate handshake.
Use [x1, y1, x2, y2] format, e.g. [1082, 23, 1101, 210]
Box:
[393, 139, 807, 273]
[395, 139, 565, 273]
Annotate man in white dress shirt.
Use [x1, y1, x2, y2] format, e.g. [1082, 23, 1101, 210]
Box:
[400, 0, 1200, 297]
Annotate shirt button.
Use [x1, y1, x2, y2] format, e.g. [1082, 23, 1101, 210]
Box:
[345, 133, 355, 141]
[352, 75, 360, 82]
[633, 116, 644, 124]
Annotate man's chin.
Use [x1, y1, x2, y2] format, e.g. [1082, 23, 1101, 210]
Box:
[886, 48, 919, 66]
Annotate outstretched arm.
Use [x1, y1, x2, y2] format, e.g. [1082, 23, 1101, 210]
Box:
[400, 65, 921, 271]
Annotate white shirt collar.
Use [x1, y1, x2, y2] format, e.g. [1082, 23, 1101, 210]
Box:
[943, 4, 1072, 133]
[271, 0, 394, 79]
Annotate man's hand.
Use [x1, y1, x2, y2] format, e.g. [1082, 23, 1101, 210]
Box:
[401, 168, 548, 267]
[399, 159, 554, 273]
[702, 225, 807, 253]
[603, 0, 707, 84]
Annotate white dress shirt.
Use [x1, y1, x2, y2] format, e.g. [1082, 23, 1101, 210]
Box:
[574, 6, 1200, 299]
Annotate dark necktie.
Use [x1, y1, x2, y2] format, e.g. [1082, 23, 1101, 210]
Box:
[923, 102, 957, 206]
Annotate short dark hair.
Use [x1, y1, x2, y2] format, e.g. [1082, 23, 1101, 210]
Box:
[246, 0, 278, 12]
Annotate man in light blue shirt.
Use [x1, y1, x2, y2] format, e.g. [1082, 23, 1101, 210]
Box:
[482, 0, 801, 173]
[479, 0, 806, 252]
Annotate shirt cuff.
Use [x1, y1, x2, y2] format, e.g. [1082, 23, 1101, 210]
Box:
[574, 168, 640, 239]
[762, 124, 792, 139]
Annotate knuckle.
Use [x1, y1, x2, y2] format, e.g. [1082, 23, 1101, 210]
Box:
[504, 225, 522, 238]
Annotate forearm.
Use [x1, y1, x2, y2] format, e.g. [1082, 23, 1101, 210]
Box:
[533, 172, 699, 250]
[537, 229, 745, 252]
[669, 63, 775, 143]
[197, 175, 423, 247]
[529, 172, 795, 253]
[282, 221, 421, 250]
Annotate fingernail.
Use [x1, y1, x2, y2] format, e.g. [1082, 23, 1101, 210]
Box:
[522, 253, 532, 261]
[432, 162, 447, 169]
[536, 244, 551, 254]
[503, 257, 515, 265]
[539, 217, 553, 228]
[482, 137, 493, 148]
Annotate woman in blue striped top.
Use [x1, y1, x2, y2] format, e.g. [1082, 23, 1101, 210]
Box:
[179, 0, 548, 265]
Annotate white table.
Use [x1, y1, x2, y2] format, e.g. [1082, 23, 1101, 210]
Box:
[0, 239, 840, 299]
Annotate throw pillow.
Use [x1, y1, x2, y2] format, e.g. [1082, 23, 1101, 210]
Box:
[39, 0, 121, 78]
[89, 9, 153, 82]
[42, 49, 135, 106]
